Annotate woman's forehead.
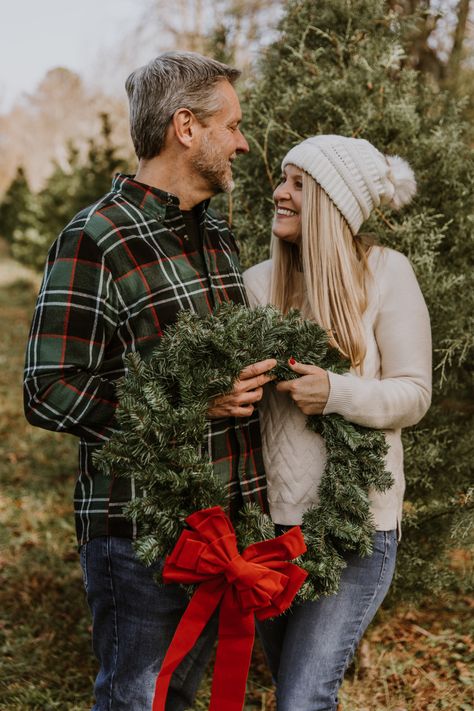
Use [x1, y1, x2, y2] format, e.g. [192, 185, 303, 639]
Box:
[283, 164, 303, 176]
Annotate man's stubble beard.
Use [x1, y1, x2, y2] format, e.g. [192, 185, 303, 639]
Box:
[191, 133, 234, 195]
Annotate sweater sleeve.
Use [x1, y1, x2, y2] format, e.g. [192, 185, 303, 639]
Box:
[244, 279, 260, 308]
[243, 260, 272, 307]
[323, 249, 432, 429]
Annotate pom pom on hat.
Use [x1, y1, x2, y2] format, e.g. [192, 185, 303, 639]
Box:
[385, 155, 417, 210]
[282, 135, 416, 234]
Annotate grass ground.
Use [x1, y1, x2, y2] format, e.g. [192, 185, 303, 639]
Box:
[0, 278, 472, 710]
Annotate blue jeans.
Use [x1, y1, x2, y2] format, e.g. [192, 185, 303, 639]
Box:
[79, 536, 217, 711]
[257, 530, 397, 711]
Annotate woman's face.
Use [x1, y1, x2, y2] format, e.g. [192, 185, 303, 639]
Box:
[272, 164, 303, 243]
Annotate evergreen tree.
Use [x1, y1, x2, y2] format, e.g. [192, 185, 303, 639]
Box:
[0, 166, 32, 246]
[11, 143, 82, 271]
[12, 113, 127, 272]
[232, 0, 474, 600]
[74, 113, 126, 208]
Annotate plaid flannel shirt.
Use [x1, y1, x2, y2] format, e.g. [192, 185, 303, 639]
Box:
[24, 174, 269, 545]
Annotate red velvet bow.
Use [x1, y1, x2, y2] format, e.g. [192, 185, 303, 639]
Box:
[152, 506, 307, 711]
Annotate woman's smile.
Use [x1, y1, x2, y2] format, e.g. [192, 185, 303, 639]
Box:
[275, 206, 298, 217]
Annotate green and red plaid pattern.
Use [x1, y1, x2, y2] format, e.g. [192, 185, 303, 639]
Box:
[24, 174, 269, 545]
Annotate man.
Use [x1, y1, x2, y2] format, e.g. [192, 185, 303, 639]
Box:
[24, 51, 276, 710]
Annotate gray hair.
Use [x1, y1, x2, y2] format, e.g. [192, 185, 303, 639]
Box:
[125, 51, 241, 160]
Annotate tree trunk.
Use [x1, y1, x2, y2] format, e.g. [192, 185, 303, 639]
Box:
[446, 0, 471, 83]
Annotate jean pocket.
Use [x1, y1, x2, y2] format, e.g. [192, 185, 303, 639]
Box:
[79, 543, 88, 593]
[372, 530, 398, 591]
[372, 529, 397, 555]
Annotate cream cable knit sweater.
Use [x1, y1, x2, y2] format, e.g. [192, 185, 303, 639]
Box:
[243, 246, 432, 532]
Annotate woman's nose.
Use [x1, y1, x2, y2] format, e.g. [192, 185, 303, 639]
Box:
[273, 182, 290, 202]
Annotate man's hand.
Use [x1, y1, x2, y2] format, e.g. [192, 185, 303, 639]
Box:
[275, 359, 330, 415]
[208, 359, 277, 418]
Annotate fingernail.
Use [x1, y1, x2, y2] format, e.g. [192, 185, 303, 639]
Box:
[289, 357, 296, 365]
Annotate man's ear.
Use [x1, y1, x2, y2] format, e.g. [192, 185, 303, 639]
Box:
[172, 108, 200, 148]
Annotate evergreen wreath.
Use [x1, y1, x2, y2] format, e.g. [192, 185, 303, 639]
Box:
[95, 302, 393, 601]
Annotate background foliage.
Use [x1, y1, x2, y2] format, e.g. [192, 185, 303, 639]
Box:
[231, 0, 474, 602]
[1, 114, 126, 271]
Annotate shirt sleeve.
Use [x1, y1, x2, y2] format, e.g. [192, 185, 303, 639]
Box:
[323, 249, 432, 430]
[23, 227, 120, 442]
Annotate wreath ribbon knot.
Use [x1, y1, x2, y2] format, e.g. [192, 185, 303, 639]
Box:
[152, 506, 308, 711]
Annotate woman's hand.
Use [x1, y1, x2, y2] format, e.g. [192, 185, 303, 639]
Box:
[208, 359, 277, 418]
[276, 359, 330, 415]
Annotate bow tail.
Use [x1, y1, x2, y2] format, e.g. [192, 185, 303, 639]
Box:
[209, 587, 256, 711]
[152, 580, 224, 711]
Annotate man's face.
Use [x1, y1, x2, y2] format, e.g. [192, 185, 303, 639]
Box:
[191, 80, 249, 194]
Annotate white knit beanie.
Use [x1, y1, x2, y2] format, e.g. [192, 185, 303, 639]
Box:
[282, 135, 417, 234]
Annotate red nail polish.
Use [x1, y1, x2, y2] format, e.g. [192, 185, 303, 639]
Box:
[289, 357, 296, 365]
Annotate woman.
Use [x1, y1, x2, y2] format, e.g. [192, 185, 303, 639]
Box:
[243, 135, 432, 711]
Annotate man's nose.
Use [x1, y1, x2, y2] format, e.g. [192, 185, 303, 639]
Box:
[236, 129, 249, 154]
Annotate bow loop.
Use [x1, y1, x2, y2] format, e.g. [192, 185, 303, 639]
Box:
[224, 553, 255, 585]
[186, 506, 235, 540]
[202, 532, 240, 572]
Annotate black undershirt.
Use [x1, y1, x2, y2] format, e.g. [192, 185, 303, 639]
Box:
[181, 208, 204, 260]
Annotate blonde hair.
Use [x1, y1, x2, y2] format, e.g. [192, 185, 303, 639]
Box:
[270, 172, 372, 368]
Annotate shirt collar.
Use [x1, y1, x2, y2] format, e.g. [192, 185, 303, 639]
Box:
[112, 173, 210, 222]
